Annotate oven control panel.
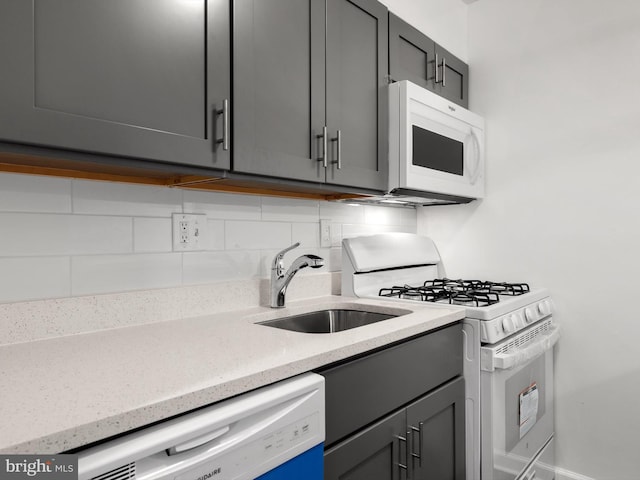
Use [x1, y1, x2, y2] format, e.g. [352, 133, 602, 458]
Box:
[481, 299, 553, 343]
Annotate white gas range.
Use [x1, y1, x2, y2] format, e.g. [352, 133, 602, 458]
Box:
[341, 233, 560, 480]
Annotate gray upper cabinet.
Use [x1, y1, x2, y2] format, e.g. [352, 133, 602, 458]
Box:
[388, 13, 435, 90]
[233, 0, 325, 183]
[325, 0, 388, 190]
[433, 43, 469, 108]
[388, 13, 469, 108]
[233, 0, 388, 191]
[0, 0, 230, 169]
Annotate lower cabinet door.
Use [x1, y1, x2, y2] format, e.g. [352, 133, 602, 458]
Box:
[406, 377, 466, 480]
[324, 409, 407, 480]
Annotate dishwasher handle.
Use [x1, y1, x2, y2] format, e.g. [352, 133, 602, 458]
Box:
[167, 425, 230, 455]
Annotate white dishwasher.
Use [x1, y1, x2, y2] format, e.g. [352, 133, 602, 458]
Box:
[77, 373, 325, 480]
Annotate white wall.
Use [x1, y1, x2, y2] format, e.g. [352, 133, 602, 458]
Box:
[380, 0, 469, 61]
[0, 173, 416, 304]
[418, 1, 640, 478]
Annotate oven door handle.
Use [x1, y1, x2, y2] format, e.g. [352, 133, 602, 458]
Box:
[482, 325, 560, 371]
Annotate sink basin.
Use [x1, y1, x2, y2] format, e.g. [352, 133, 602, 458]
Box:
[257, 309, 398, 333]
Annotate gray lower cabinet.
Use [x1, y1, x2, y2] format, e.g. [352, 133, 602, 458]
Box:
[324, 409, 406, 480]
[0, 0, 230, 169]
[388, 13, 469, 108]
[406, 377, 466, 480]
[324, 378, 466, 480]
[233, 0, 388, 191]
[319, 324, 465, 480]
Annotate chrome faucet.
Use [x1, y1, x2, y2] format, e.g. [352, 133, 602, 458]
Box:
[270, 242, 324, 308]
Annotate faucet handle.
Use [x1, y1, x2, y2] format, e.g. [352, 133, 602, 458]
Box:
[272, 242, 300, 276]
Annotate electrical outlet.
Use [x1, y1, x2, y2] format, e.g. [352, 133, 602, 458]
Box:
[172, 213, 207, 251]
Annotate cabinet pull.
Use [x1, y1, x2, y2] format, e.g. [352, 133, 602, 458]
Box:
[215, 99, 229, 151]
[331, 130, 342, 170]
[442, 57, 446, 87]
[435, 54, 445, 86]
[396, 433, 410, 479]
[317, 126, 328, 168]
[410, 422, 424, 467]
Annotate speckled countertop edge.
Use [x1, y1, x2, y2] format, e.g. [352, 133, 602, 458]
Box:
[0, 296, 465, 454]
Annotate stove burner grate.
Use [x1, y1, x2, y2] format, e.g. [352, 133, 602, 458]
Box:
[378, 279, 530, 306]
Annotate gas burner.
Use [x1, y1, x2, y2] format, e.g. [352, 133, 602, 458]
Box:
[447, 291, 500, 307]
[424, 279, 530, 296]
[379, 283, 501, 307]
[477, 281, 530, 296]
[379, 279, 530, 307]
[379, 285, 448, 302]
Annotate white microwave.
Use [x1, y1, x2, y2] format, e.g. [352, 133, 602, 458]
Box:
[388, 80, 485, 205]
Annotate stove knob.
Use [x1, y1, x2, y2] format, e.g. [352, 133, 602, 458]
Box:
[538, 300, 552, 316]
[502, 316, 515, 333]
[514, 313, 525, 329]
[524, 307, 535, 323]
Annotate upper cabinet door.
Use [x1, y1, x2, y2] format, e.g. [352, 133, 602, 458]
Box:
[389, 14, 469, 108]
[0, 0, 230, 169]
[388, 13, 435, 90]
[233, 0, 326, 182]
[325, 0, 388, 191]
[434, 43, 469, 108]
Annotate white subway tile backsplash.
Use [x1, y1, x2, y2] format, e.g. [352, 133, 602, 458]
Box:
[72, 180, 182, 217]
[0, 175, 418, 304]
[0, 257, 71, 303]
[183, 251, 262, 285]
[225, 221, 291, 250]
[319, 202, 365, 224]
[71, 253, 183, 296]
[0, 213, 132, 256]
[292, 223, 320, 249]
[183, 190, 261, 220]
[0, 173, 72, 213]
[204, 219, 225, 251]
[341, 223, 416, 239]
[363, 205, 417, 226]
[134, 218, 173, 252]
[261, 197, 319, 222]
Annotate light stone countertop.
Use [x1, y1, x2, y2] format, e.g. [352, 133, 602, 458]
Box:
[0, 295, 464, 454]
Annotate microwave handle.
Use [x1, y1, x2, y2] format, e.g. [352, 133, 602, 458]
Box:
[466, 129, 482, 185]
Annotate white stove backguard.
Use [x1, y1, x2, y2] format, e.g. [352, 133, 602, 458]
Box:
[342, 233, 443, 298]
[342, 232, 442, 273]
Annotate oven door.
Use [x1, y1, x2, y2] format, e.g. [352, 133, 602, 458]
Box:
[480, 321, 559, 480]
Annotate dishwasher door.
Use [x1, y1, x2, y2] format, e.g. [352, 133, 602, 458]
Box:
[77, 373, 325, 480]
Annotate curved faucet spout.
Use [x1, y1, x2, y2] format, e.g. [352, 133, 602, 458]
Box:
[270, 247, 324, 308]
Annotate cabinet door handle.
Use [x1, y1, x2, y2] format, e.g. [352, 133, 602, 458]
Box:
[331, 130, 342, 170]
[396, 433, 410, 479]
[434, 54, 445, 86]
[317, 126, 328, 168]
[442, 56, 446, 87]
[215, 99, 229, 151]
[410, 422, 424, 467]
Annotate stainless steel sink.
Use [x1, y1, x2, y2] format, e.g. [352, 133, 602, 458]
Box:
[257, 309, 398, 333]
